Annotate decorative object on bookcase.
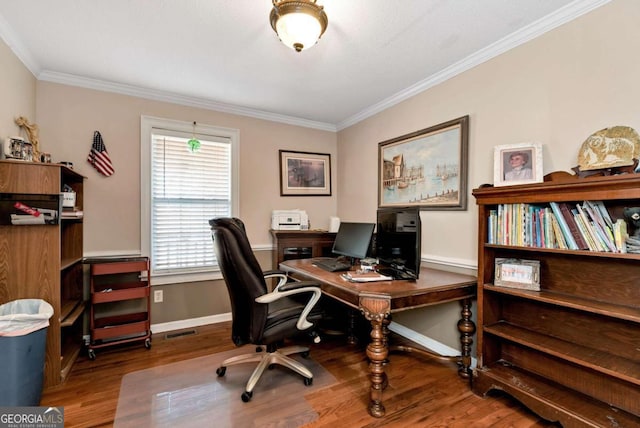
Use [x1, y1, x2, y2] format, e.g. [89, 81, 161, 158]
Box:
[623, 207, 640, 236]
[578, 126, 639, 171]
[494, 258, 540, 291]
[2, 137, 33, 161]
[573, 126, 640, 177]
[14, 116, 41, 161]
[378, 115, 469, 210]
[493, 142, 543, 187]
[623, 207, 640, 253]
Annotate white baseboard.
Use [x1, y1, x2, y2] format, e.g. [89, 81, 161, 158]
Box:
[151, 313, 232, 334]
[389, 321, 478, 368]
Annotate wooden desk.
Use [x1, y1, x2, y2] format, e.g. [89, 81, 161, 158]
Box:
[280, 258, 477, 418]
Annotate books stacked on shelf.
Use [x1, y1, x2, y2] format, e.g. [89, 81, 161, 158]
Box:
[487, 200, 627, 253]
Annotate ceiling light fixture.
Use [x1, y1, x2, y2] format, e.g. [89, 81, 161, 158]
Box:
[270, 0, 328, 53]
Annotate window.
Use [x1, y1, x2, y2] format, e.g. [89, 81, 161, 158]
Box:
[141, 116, 239, 284]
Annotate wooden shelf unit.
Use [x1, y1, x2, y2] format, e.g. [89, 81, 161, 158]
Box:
[472, 172, 640, 427]
[87, 258, 151, 359]
[0, 160, 85, 388]
[270, 229, 336, 268]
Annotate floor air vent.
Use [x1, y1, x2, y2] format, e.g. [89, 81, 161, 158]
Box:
[165, 329, 197, 339]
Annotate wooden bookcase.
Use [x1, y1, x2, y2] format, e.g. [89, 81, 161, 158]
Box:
[0, 160, 85, 388]
[472, 172, 640, 427]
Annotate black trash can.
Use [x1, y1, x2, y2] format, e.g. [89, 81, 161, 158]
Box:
[0, 299, 54, 406]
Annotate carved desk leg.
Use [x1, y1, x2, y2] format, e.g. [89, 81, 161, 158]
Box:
[359, 293, 391, 418]
[457, 298, 475, 380]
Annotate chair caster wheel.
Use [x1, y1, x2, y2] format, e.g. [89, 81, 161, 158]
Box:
[241, 391, 253, 402]
[301, 351, 310, 358]
[304, 377, 313, 386]
[216, 367, 226, 377]
[268, 364, 275, 370]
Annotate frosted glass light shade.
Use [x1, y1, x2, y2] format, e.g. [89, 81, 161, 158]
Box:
[270, 1, 328, 52]
[276, 13, 322, 52]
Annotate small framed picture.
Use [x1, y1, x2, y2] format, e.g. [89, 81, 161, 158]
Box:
[494, 258, 540, 291]
[493, 142, 543, 187]
[279, 150, 331, 196]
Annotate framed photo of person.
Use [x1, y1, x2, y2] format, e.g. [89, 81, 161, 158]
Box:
[493, 142, 543, 187]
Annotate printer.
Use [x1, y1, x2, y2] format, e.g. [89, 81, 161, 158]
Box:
[271, 210, 309, 230]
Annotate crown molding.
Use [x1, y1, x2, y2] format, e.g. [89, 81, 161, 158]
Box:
[37, 70, 337, 132]
[0, 12, 40, 75]
[336, 0, 611, 131]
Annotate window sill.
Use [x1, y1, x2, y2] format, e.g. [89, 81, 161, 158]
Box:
[151, 269, 224, 285]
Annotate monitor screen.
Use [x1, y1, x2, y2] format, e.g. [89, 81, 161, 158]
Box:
[376, 207, 421, 278]
[332, 222, 375, 260]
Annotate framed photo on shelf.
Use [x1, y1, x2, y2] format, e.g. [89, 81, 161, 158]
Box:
[493, 142, 543, 187]
[279, 150, 331, 196]
[378, 115, 469, 210]
[494, 258, 541, 291]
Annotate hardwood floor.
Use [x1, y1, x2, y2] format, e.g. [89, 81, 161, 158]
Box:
[40, 322, 557, 427]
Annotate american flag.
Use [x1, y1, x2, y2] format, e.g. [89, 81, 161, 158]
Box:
[87, 131, 114, 176]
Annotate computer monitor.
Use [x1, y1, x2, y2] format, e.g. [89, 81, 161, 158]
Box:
[375, 207, 421, 279]
[332, 222, 375, 261]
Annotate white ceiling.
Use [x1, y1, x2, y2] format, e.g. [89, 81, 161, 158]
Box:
[0, 0, 608, 131]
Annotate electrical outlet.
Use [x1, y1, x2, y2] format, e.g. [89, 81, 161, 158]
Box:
[154, 289, 164, 303]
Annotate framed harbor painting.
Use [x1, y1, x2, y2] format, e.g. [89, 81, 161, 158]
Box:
[279, 150, 331, 196]
[378, 115, 469, 210]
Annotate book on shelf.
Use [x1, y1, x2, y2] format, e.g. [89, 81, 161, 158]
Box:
[550, 214, 568, 250]
[572, 207, 599, 251]
[558, 202, 589, 250]
[549, 202, 578, 250]
[582, 201, 617, 252]
[613, 219, 628, 253]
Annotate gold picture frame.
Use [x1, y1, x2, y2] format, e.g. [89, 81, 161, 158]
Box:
[378, 116, 469, 210]
[494, 258, 540, 291]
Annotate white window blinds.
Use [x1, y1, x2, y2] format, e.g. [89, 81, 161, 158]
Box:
[151, 133, 231, 273]
[141, 116, 239, 282]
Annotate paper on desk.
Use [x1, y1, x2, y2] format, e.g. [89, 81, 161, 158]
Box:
[341, 272, 393, 282]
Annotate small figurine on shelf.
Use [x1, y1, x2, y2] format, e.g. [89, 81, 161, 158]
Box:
[623, 207, 640, 253]
[15, 116, 41, 162]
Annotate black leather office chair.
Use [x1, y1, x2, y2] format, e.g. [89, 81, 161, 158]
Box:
[209, 217, 323, 402]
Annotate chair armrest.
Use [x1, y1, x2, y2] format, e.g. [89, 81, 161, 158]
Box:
[255, 283, 322, 331]
[263, 270, 288, 289]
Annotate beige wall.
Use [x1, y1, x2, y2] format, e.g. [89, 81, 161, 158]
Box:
[337, 0, 640, 348]
[0, 37, 36, 140]
[35, 82, 337, 253]
[30, 82, 336, 324]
